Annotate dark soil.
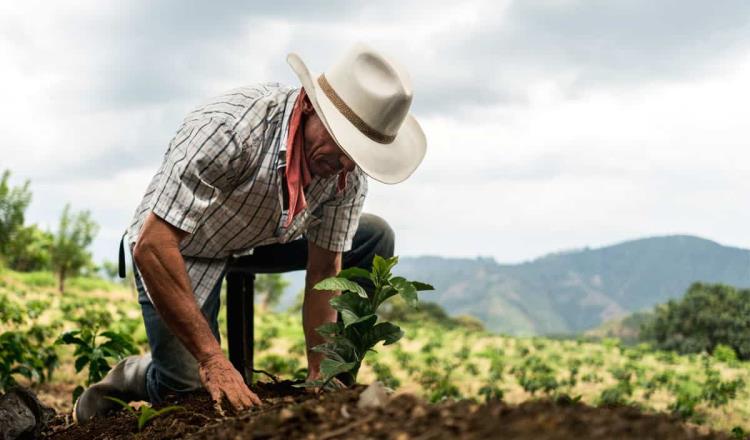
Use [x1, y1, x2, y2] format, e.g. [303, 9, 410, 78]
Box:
[43, 382, 732, 440]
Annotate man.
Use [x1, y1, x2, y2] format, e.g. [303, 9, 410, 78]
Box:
[74, 42, 426, 421]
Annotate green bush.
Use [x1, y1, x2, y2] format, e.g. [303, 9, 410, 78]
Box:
[641, 283, 750, 360]
[56, 325, 138, 403]
[713, 344, 738, 364]
[511, 355, 559, 396]
[306, 255, 433, 387]
[5, 225, 53, 272]
[0, 293, 60, 391]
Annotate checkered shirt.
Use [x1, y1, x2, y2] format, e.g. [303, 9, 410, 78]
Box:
[125, 83, 368, 306]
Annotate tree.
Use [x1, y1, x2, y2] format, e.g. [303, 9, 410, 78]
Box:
[640, 283, 750, 360]
[0, 170, 32, 260]
[5, 224, 54, 272]
[50, 204, 98, 293]
[255, 274, 289, 310]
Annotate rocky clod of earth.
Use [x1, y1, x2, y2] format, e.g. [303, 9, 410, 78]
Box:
[43, 381, 730, 440]
[0, 387, 54, 440]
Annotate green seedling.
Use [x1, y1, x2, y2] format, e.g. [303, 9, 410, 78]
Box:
[478, 384, 504, 403]
[56, 325, 138, 403]
[105, 396, 184, 431]
[0, 294, 59, 392]
[305, 255, 433, 388]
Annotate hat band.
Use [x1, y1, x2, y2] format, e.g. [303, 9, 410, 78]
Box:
[317, 74, 396, 144]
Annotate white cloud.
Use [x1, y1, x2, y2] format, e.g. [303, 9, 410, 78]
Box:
[366, 53, 750, 262]
[1, 0, 749, 266]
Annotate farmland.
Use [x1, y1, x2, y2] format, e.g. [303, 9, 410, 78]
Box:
[1, 266, 747, 438]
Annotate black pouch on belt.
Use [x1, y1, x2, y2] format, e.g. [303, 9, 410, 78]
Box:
[118, 231, 127, 278]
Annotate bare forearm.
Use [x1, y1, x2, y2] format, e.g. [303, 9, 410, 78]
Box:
[134, 243, 222, 363]
[302, 271, 339, 374]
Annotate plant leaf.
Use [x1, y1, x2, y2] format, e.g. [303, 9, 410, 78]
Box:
[329, 292, 372, 317]
[314, 277, 367, 298]
[363, 322, 404, 347]
[139, 406, 184, 431]
[101, 331, 137, 354]
[391, 277, 418, 307]
[320, 358, 357, 379]
[138, 406, 154, 431]
[316, 322, 342, 340]
[74, 355, 89, 373]
[411, 281, 435, 291]
[72, 386, 85, 406]
[105, 396, 136, 415]
[372, 255, 399, 282]
[343, 313, 377, 329]
[311, 342, 347, 363]
[57, 331, 86, 347]
[373, 285, 398, 309]
[336, 267, 372, 281]
[293, 380, 326, 388]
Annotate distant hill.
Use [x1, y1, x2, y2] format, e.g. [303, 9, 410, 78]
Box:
[278, 235, 750, 335]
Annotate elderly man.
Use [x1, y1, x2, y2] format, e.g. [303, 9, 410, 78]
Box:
[74, 43, 426, 421]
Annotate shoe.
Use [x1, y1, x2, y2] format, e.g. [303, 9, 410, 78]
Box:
[73, 354, 151, 423]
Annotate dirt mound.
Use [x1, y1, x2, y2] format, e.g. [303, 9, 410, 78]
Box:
[44, 382, 730, 440]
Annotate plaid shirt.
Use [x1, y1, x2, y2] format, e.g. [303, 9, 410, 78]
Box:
[126, 83, 367, 306]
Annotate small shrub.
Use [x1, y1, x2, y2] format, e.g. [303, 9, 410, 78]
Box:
[306, 255, 433, 387]
[702, 366, 744, 407]
[712, 344, 738, 364]
[57, 326, 138, 403]
[371, 361, 401, 389]
[0, 330, 57, 391]
[669, 380, 703, 420]
[598, 384, 631, 406]
[478, 384, 503, 403]
[512, 356, 558, 396]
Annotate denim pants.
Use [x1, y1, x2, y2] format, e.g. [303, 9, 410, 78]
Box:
[134, 213, 395, 403]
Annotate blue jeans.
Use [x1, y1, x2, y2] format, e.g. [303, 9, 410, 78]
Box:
[134, 265, 224, 403]
[134, 213, 394, 403]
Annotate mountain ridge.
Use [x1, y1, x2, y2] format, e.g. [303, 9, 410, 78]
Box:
[279, 235, 750, 335]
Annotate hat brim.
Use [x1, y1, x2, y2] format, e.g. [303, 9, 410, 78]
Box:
[287, 52, 426, 184]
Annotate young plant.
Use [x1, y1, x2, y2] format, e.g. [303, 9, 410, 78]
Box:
[419, 363, 462, 403]
[0, 294, 59, 391]
[0, 330, 57, 391]
[105, 397, 184, 431]
[478, 384, 504, 403]
[511, 355, 559, 397]
[308, 255, 433, 387]
[56, 325, 138, 402]
[370, 360, 401, 389]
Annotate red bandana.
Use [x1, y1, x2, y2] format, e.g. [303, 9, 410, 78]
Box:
[284, 90, 348, 227]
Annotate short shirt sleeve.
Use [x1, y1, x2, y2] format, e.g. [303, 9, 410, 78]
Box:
[305, 168, 368, 253]
[148, 118, 240, 234]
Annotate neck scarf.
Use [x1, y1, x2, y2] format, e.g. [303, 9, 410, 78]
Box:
[285, 90, 348, 227]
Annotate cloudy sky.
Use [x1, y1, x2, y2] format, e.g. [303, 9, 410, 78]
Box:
[2, 0, 749, 265]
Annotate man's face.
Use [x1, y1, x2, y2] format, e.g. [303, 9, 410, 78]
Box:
[301, 99, 356, 178]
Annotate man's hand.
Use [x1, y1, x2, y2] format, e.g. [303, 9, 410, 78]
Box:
[198, 352, 262, 413]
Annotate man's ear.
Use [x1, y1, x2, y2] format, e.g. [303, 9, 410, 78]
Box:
[300, 93, 315, 115]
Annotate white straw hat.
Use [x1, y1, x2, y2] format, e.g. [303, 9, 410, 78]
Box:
[286, 42, 427, 184]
